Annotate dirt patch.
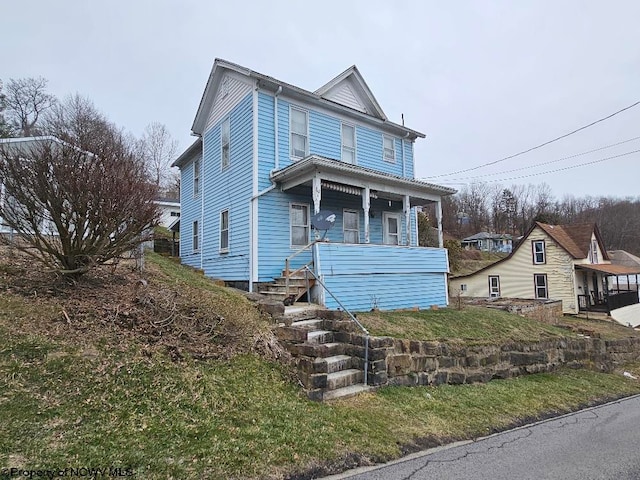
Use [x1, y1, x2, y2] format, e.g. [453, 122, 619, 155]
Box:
[0, 248, 278, 361]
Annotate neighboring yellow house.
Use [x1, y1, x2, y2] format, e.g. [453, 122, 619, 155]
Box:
[450, 222, 640, 315]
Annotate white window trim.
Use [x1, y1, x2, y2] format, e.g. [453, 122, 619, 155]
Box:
[383, 135, 396, 163]
[343, 209, 360, 244]
[534, 274, 548, 299]
[219, 209, 229, 253]
[382, 212, 401, 245]
[489, 275, 501, 298]
[591, 239, 599, 264]
[193, 158, 201, 197]
[192, 220, 199, 253]
[532, 240, 546, 265]
[289, 202, 310, 248]
[289, 106, 309, 160]
[341, 122, 357, 164]
[221, 117, 230, 170]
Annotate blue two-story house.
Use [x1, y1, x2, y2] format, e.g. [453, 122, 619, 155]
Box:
[173, 59, 455, 311]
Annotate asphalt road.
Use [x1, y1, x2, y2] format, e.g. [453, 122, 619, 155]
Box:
[330, 394, 640, 480]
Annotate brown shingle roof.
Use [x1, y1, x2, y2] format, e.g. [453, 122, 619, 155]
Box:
[536, 222, 608, 259]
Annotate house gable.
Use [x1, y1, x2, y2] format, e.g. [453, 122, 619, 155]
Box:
[314, 66, 387, 120]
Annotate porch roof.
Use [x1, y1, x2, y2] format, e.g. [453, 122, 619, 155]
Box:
[270, 155, 457, 203]
[576, 264, 640, 276]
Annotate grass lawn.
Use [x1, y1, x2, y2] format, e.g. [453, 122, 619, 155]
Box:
[1, 252, 640, 479]
[357, 307, 573, 344]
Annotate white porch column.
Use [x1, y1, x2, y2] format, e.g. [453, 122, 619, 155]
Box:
[403, 195, 411, 246]
[312, 174, 321, 214]
[362, 187, 371, 244]
[436, 199, 444, 248]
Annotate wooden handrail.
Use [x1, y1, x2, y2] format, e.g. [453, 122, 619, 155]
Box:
[284, 241, 317, 296]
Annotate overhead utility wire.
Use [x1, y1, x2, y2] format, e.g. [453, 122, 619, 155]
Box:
[474, 149, 640, 183]
[429, 100, 640, 179]
[438, 135, 640, 182]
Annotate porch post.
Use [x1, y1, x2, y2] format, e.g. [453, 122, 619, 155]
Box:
[362, 187, 370, 244]
[436, 199, 444, 248]
[312, 174, 321, 214]
[403, 195, 411, 246]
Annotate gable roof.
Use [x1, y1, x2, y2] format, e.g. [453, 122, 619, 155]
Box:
[453, 222, 608, 279]
[536, 222, 609, 260]
[191, 59, 425, 140]
[608, 250, 640, 269]
[462, 232, 513, 242]
[314, 65, 387, 120]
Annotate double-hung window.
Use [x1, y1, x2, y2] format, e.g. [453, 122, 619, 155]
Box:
[193, 158, 201, 196]
[221, 118, 230, 169]
[383, 135, 395, 163]
[290, 107, 308, 159]
[341, 123, 356, 164]
[489, 275, 500, 298]
[290, 203, 309, 247]
[532, 240, 545, 264]
[534, 274, 548, 299]
[220, 209, 229, 253]
[192, 220, 199, 252]
[591, 239, 598, 263]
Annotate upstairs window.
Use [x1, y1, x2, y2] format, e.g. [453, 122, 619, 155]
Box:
[383, 135, 395, 163]
[220, 209, 229, 252]
[193, 157, 201, 196]
[532, 240, 546, 264]
[591, 239, 599, 263]
[341, 123, 356, 164]
[290, 107, 308, 159]
[221, 118, 230, 169]
[290, 203, 310, 247]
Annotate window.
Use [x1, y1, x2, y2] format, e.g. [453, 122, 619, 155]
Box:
[290, 203, 309, 246]
[383, 135, 395, 163]
[460, 284, 468, 292]
[343, 209, 359, 243]
[383, 212, 400, 245]
[532, 240, 546, 264]
[220, 209, 229, 252]
[591, 239, 598, 263]
[193, 158, 201, 196]
[489, 276, 500, 298]
[192, 220, 199, 252]
[221, 118, 230, 169]
[534, 274, 548, 299]
[341, 123, 356, 164]
[170, 211, 180, 217]
[290, 107, 308, 158]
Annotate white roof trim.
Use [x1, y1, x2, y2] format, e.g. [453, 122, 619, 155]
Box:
[314, 65, 387, 120]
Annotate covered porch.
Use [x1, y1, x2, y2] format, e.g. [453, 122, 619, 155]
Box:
[576, 264, 640, 314]
[268, 155, 456, 311]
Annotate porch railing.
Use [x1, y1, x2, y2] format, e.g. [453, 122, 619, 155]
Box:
[284, 240, 316, 297]
[303, 266, 370, 387]
[607, 291, 639, 312]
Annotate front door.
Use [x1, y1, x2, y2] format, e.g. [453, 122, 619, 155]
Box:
[383, 212, 401, 245]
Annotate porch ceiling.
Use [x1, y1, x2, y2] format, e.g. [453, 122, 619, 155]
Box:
[576, 264, 640, 276]
[270, 155, 457, 203]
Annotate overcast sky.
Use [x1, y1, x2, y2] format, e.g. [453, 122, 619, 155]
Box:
[3, 0, 639, 199]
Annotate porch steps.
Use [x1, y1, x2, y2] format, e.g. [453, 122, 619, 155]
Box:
[276, 309, 372, 401]
[258, 274, 315, 305]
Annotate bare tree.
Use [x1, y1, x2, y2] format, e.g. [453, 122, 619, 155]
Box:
[140, 122, 178, 192]
[0, 95, 159, 277]
[0, 80, 13, 138]
[4, 77, 55, 137]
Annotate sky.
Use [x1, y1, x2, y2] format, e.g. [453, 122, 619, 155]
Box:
[2, 0, 639, 199]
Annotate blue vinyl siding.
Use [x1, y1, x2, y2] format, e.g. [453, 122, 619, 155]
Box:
[309, 110, 341, 160]
[403, 140, 415, 178]
[257, 92, 275, 192]
[316, 242, 448, 311]
[201, 92, 253, 281]
[178, 152, 202, 268]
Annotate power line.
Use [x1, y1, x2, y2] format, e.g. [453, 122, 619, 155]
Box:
[430, 101, 640, 179]
[435, 135, 640, 182]
[479, 149, 640, 183]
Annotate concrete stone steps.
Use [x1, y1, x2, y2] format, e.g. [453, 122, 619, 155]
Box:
[322, 384, 375, 401]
